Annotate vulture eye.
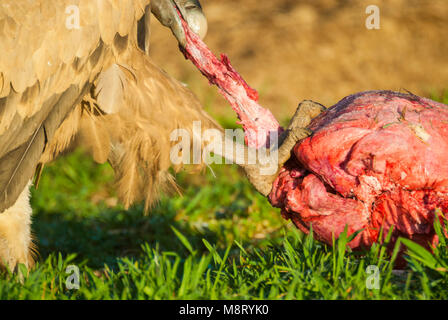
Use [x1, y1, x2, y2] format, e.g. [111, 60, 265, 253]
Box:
[184, 0, 202, 10]
[182, 0, 208, 40]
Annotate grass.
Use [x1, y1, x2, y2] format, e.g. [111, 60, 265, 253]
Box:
[1, 93, 448, 300]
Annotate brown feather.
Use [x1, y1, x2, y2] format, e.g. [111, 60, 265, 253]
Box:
[95, 64, 127, 114]
[39, 105, 82, 164]
[118, 0, 136, 37]
[79, 109, 110, 164]
[111, 142, 143, 209]
[97, 0, 119, 45]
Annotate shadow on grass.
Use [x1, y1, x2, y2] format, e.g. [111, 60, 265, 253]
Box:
[33, 203, 221, 269]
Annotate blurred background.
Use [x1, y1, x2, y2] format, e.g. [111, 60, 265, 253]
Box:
[149, 0, 448, 122]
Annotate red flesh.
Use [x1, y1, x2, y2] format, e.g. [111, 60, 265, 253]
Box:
[269, 91, 448, 255]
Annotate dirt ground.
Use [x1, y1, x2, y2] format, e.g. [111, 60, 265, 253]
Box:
[149, 0, 448, 120]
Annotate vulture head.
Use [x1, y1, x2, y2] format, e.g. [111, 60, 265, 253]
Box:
[151, 0, 208, 46]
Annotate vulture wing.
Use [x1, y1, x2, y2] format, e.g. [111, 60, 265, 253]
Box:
[0, 0, 151, 212]
[1, 0, 221, 212]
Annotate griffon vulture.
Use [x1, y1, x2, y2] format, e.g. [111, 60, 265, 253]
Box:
[0, 0, 218, 270]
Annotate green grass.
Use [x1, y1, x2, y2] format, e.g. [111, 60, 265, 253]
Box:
[1, 93, 448, 300]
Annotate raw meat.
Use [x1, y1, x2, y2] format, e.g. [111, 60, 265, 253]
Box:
[269, 91, 448, 252]
[179, 11, 448, 259]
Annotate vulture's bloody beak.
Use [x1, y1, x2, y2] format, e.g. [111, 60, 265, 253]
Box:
[151, 0, 208, 47]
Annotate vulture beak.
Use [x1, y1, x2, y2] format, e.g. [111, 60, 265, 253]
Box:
[151, 0, 208, 47]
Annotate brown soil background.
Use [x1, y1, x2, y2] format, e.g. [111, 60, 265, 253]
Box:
[149, 0, 448, 121]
